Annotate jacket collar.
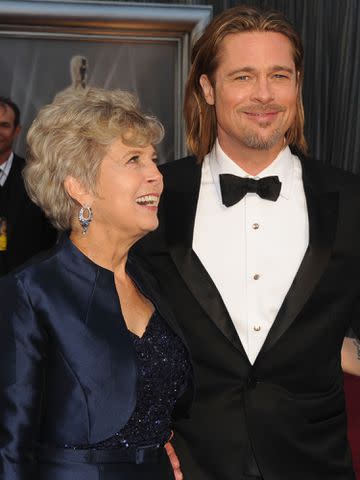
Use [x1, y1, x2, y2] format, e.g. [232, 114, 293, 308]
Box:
[57, 233, 190, 350]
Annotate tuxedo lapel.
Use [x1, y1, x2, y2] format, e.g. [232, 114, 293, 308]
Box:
[260, 159, 339, 356]
[5, 156, 25, 224]
[163, 157, 245, 355]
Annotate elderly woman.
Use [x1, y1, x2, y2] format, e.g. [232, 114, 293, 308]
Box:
[0, 88, 191, 480]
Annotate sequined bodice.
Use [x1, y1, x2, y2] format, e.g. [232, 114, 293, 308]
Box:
[65, 311, 190, 450]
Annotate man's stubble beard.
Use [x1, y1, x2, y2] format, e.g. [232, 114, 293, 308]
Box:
[240, 124, 284, 151]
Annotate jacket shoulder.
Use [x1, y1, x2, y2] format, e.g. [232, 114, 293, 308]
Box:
[159, 156, 200, 186]
[0, 242, 61, 288]
[159, 155, 198, 172]
[13, 153, 25, 163]
[11, 153, 26, 172]
[301, 156, 360, 192]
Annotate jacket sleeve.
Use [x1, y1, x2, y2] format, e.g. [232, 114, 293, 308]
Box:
[0, 275, 47, 480]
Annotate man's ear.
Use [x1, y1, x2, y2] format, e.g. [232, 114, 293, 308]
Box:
[199, 74, 215, 106]
[64, 176, 93, 207]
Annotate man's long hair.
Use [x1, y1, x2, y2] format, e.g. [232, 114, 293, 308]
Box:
[184, 5, 308, 161]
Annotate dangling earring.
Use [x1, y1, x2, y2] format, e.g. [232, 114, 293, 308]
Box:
[78, 205, 93, 235]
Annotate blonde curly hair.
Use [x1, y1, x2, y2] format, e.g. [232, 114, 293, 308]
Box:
[24, 87, 164, 230]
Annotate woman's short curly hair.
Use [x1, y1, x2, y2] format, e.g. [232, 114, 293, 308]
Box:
[24, 87, 164, 230]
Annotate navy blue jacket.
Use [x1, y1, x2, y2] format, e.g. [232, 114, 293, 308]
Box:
[0, 235, 192, 479]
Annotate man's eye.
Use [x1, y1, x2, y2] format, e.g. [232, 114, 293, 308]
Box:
[273, 74, 289, 79]
[236, 75, 250, 81]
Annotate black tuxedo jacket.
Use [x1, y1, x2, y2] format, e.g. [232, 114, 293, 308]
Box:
[0, 154, 57, 274]
[135, 155, 360, 480]
[0, 236, 192, 480]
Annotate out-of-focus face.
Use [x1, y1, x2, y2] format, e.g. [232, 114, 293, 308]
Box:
[200, 31, 298, 158]
[0, 105, 20, 161]
[91, 137, 163, 241]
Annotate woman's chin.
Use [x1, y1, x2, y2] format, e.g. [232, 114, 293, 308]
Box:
[142, 218, 160, 234]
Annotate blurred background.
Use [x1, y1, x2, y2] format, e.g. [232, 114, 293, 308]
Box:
[1, 0, 359, 169]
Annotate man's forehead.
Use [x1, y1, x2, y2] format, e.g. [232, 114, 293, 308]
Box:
[218, 31, 295, 67]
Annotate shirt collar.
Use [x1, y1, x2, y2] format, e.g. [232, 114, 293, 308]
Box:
[0, 152, 14, 186]
[208, 140, 295, 202]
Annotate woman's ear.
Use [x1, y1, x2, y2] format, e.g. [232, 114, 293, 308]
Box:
[64, 176, 93, 207]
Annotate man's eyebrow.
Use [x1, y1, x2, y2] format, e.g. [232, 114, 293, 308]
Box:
[226, 65, 295, 77]
[271, 65, 295, 74]
[227, 67, 257, 77]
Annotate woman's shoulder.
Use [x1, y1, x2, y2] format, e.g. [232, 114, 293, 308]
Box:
[1, 241, 62, 285]
[0, 235, 101, 323]
[1, 234, 104, 290]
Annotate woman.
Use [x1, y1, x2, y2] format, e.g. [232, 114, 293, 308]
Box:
[0, 88, 191, 480]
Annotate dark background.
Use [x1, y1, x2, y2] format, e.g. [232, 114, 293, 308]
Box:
[121, 0, 360, 173]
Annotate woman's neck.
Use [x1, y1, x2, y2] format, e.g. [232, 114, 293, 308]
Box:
[69, 228, 134, 278]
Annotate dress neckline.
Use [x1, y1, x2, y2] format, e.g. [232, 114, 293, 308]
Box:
[127, 310, 157, 341]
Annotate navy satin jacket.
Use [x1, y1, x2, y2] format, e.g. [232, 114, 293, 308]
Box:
[0, 236, 192, 479]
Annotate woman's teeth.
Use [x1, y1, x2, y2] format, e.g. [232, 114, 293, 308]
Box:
[136, 195, 159, 206]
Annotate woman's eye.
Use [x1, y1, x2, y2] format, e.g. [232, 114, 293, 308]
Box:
[127, 155, 140, 164]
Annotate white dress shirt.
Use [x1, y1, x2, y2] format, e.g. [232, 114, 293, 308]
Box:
[193, 141, 309, 364]
[0, 152, 14, 187]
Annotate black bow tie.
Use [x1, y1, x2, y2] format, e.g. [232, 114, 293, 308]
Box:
[219, 174, 282, 207]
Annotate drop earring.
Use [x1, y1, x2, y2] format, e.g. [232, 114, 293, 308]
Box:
[78, 205, 93, 235]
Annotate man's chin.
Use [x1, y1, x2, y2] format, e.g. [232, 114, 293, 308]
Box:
[0, 146, 12, 155]
[242, 129, 284, 151]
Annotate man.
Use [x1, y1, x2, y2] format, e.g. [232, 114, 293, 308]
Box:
[136, 5, 360, 480]
[0, 97, 57, 275]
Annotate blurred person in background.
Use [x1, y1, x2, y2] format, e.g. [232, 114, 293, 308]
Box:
[0, 96, 57, 276]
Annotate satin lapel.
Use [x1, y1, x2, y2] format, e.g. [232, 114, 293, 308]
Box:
[260, 161, 339, 355]
[126, 256, 187, 345]
[164, 159, 245, 355]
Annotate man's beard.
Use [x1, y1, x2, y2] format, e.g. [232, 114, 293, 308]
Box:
[240, 125, 284, 151]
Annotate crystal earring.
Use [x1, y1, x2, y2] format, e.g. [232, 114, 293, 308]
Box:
[78, 205, 93, 235]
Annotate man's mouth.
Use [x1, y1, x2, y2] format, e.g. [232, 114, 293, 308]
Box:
[243, 110, 282, 124]
[245, 111, 279, 116]
[241, 104, 285, 116]
[135, 194, 160, 207]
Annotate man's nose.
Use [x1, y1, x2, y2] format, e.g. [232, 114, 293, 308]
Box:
[250, 76, 275, 103]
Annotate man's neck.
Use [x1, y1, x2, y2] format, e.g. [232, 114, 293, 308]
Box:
[0, 150, 12, 167]
[218, 138, 284, 176]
